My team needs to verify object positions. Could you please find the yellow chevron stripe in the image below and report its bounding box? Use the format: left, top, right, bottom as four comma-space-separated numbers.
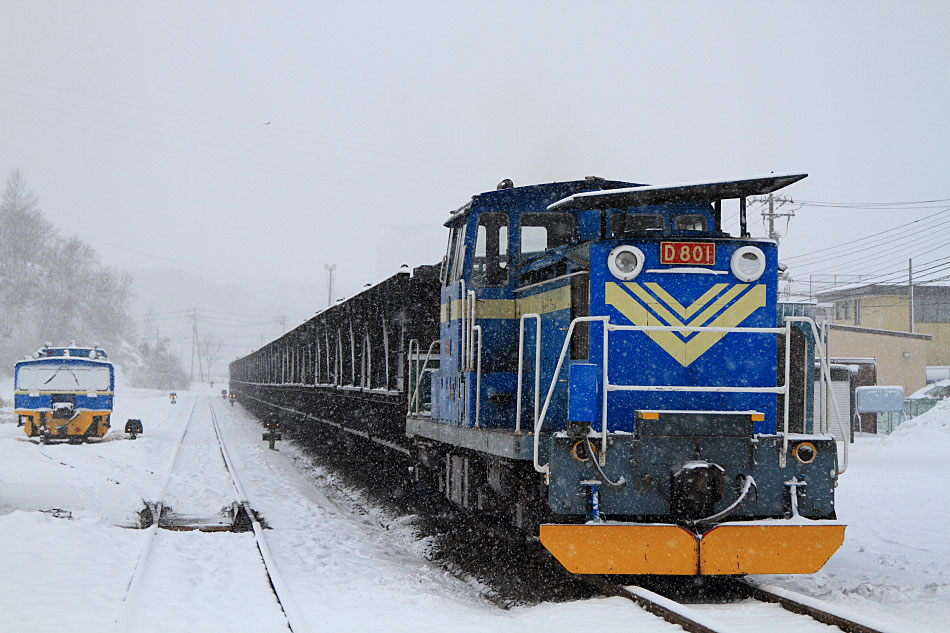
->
605, 282, 767, 367
645, 282, 728, 320
625, 282, 686, 328
606, 283, 688, 365
681, 284, 767, 365
687, 283, 749, 329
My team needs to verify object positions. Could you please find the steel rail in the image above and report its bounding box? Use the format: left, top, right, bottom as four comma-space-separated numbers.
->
114, 401, 198, 633
588, 575, 899, 633
209, 400, 308, 633
736, 580, 902, 633
584, 578, 724, 633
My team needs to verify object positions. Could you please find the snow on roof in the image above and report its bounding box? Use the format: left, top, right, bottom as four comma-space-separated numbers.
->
548, 172, 806, 211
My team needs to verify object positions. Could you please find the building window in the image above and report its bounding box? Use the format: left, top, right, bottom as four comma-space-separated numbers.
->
914, 295, 948, 323
836, 300, 852, 321
853, 299, 861, 325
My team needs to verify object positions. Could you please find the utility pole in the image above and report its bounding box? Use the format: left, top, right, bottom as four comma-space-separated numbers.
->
190, 307, 204, 383
909, 259, 915, 333
324, 263, 337, 307
758, 194, 797, 244
190, 308, 196, 383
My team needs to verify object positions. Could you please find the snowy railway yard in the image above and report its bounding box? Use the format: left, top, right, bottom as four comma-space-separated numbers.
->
1, 383, 948, 633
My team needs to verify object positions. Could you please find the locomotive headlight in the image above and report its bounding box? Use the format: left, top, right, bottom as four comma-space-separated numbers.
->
793, 442, 817, 465
730, 246, 766, 282
607, 245, 645, 281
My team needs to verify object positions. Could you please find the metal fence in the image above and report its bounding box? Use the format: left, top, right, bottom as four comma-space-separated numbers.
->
878, 396, 945, 433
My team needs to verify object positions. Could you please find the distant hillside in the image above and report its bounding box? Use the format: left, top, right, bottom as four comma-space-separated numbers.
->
0, 169, 188, 389
0, 170, 135, 367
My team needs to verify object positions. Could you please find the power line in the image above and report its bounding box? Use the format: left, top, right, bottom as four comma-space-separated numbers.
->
795, 197, 950, 207
792, 258, 950, 297
783, 207, 950, 262
788, 223, 950, 274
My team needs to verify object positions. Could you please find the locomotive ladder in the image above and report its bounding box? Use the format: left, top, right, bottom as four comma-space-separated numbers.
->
523, 315, 848, 476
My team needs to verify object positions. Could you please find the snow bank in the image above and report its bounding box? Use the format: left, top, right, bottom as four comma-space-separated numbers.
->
880, 396, 950, 456
761, 398, 950, 631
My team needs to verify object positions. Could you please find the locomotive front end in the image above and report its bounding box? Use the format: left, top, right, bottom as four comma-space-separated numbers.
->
537, 176, 846, 575
15, 345, 114, 443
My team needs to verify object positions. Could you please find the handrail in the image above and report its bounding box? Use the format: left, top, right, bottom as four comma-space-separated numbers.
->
515, 313, 542, 435
534, 316, 607, 475
407, 339, 440, 415
473, 325, 482, 428
608, 324, 785, 333
534, 317, 803, 476
782, 316, 792, 468
459, 280, 466, 370
468, 289, 476, 370
406, 339, 417, 414
785, 316, 848, 474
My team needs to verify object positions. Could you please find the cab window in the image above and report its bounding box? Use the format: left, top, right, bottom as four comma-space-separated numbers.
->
520, 212, 575, 259
471, 212, 509, 286
443, 224, 467, 285
610, 212, 664, 236
674, 214, 707, 231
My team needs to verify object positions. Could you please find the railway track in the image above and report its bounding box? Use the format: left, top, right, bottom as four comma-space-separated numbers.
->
587, 576, 905, 633
263, 404, 898, 631
157, 398, 906, 633
113, 398, 307, 633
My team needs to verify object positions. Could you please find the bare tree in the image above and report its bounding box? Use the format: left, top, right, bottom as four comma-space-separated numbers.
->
0, 170, 53, 340
0, 169, 137, 366
201, 333, 223, 383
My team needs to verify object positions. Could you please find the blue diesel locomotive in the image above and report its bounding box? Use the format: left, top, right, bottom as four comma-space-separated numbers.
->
16, 343, 115, 443
230, 174, 846, 576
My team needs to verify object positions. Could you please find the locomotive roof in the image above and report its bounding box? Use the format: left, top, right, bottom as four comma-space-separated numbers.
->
17, 345, 110, 364
16, 355, 112, 368
445, 178, 641, 226
548, 173, 807, 211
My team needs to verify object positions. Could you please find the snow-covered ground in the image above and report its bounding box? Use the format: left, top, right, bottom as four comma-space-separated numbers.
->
1, 377, 947, 632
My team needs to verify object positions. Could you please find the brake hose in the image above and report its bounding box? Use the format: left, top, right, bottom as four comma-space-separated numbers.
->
583, 434, 626, 489
687, 474, 757, 526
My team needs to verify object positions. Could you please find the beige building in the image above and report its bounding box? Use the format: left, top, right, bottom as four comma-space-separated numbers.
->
825, 324, 931, 395
816, 284, 950, 366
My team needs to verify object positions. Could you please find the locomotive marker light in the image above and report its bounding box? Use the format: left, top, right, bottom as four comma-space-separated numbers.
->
125, 418, 144, 440
792, 441, 817, 465
607, 245, 645, 280
262, 413, 282, 450
730, 245, 766, 282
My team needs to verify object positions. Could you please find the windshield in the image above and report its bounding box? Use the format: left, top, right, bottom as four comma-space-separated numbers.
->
16, 364, 112, 391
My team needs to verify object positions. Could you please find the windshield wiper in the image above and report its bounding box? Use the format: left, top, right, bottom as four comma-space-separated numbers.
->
43, 363, 81, 388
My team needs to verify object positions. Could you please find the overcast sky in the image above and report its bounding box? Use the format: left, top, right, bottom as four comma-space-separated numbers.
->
2, 2, 949, 336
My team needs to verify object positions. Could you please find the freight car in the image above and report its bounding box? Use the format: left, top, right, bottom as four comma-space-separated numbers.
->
230, 174, 847, 576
